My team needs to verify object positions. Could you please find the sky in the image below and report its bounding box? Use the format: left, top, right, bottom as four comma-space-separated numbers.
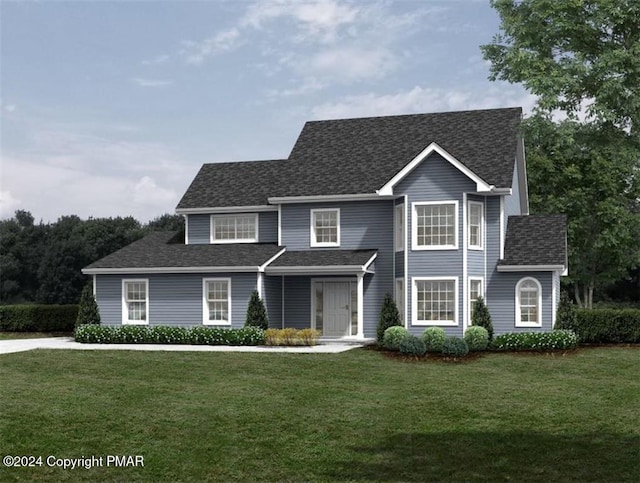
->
0, 0, 536, 223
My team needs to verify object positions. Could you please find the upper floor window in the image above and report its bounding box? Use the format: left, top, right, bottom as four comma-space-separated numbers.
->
123, 279, 148, 325
468, 201, 484, 250
515, 277, 542, 327
412, 201, 458, 250
211, 214, 258, 243
395, 204, 404, 252
311, 209, 340, 247
412, 277, 457, 326
203, 278, 231, 325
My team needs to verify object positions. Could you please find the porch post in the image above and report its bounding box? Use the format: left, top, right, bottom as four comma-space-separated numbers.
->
357, 272, 364, 339
257, 272, 263, 299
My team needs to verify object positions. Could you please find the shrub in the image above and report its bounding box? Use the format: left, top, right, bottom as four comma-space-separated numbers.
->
245, 290, 269, 330
148, 326, 190, 344
492, 330, 578, 351
376, 293, 402, 344
555, 291, 577, 329
558, 308, 640, 344
421, 327, 446, 353
471, 296, 494, 341
399, 335, 427, 357
264, 328, 320, 346
382, 326, 410, 351
0, 304, 78, 332
297, 328, 321, 346
76, 284, 100, 327
442, 336, 469, 357
464, 326, 489, 351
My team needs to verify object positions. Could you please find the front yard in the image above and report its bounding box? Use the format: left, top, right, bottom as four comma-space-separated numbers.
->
0, 347, 638, 482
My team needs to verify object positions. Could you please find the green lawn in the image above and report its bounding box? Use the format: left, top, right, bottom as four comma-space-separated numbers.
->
0, 347, 638, 482
0, 332, 72, 340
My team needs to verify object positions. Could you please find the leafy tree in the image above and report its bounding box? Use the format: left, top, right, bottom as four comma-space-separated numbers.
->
482, 0, 640, 133
555, 291, 577, 329
245, 290, 269, 330
471, 296, 494, 341
376, 293, 402, 344
76, 283, 101, 326
147, 213, 185, 232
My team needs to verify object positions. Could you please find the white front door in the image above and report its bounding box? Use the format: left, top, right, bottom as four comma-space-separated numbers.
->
323, 282, 351, 337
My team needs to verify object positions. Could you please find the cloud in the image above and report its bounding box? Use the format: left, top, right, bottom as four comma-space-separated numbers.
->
182, 28, 241, 65
130, 77, 174, 88
141, 54, 170, 66
133, 176, 178, 205
0, 190, 21, 219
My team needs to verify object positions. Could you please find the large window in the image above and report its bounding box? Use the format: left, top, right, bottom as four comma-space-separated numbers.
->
395, 204, 405, 252
468, 201, 484, 250
123, 279, 148, 325
311, 209, 340, 247
412, 277, 457, 326
203, 278, 231, 325
469, 277, 483, 322
516, 277, 541, 327
211, 214, 258, 243
412, 201, 458, 250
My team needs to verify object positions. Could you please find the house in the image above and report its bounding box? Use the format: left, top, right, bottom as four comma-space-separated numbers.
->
82, 107, 567, 340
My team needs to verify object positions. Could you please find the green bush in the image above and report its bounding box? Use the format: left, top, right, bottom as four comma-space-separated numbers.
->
555, 292, 577, 329
556, 308, 640, 343
245, 290, 269, 330
464, 326, 489, 351
442, 336, 469, 357
377, 293, 402, 344
399, 335, 427, 357
471, 296, 494, 341
0, 304, 78, 332
76, 284, 100, 327
421, 327, 446, 353
383, 326, 410, 351
74, 325, 265, 346
492, 330, 578, 351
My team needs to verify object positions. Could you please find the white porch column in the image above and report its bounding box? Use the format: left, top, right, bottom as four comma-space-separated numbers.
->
257, 272, 263, 299
357, 272, 364, 339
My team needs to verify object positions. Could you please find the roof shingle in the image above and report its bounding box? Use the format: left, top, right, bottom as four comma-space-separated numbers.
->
499, 215, 567, 267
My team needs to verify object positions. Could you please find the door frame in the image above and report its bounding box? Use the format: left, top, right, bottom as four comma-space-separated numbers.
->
310, 278, 357, 337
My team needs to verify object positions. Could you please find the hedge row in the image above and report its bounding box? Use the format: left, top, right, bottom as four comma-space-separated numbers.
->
492, 330, 578, 351
0, 305, 78, 332
74, 325, 265, 345
556, 308, 640, 343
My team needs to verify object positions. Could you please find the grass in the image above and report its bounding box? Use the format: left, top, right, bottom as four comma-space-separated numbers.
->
0, 347, 638, 482
0, 331, 72, 340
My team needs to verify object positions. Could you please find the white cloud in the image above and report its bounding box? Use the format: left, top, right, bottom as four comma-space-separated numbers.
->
4, 104, 16, 113
0, 190, 21, 219
182, 28, 241, 65
130, 77, 174, 87
141, 54, 170, 66
301, 46, 397, 83
133, 176, 178, 205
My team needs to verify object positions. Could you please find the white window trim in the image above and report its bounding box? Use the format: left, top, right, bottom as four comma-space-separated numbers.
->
411, 200, 459, 251
210, 214, 259, 244
202, 278, 232, 326
515, 277, 542, 328
468, 200, 484, 250
468, 277, 484, 324
310, 208, 340, 248
395, 204, 405, 252
412, 276, 459, 327
122, 279, 149, 325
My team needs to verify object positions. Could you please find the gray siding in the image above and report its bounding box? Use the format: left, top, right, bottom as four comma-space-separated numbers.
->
263, 275, 282, 328
503, 160, 521, 217
394, 251, 404, 277
283, 276, 311, 329
95, 272, 257, 329
186, 212, 278, 244
485, 196, 501, 308
259, 211, 278, 243
187, 214, 210, 244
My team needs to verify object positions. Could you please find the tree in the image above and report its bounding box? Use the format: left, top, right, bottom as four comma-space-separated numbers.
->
376, 293, 402, 344
245, 290, 269, 329
481, 0, 640, 133
471, 296, 494, 341
555, 291, 577, 330
76, 283, 101, 326
147, 214, 185, 232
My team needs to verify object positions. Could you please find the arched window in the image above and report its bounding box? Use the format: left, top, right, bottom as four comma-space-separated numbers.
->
515, 277, 542, 327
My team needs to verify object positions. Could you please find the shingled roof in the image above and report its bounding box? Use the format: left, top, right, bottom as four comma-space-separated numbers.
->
82, 231, 283, 273
177, 107, 522, 209
499, 215, 567, 268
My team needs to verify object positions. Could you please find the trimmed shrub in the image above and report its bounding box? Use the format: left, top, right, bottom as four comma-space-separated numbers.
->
471, 296, 494, 341
492, 330, 578, 351
442, 336, 469, 357
421, 327, 446, 353
148, 326, 190, 344
555, 291, 577, 329
383, 326, 410, 351
557, 308, 640, 344
464, 326, 489, 351
376, 293, 402, 344
245, 290, 269, 330
399, 335, 427, 357
76, 284, 100, 327
0, 304, 78, 332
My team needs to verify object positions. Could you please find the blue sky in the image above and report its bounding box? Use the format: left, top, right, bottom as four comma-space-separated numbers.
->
0, 0, 535, 223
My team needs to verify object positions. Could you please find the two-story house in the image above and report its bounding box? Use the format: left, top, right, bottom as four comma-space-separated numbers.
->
82, 107, 567, 340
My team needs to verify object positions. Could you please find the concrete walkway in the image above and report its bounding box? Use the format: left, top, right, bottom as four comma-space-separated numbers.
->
0, 337, 364, 355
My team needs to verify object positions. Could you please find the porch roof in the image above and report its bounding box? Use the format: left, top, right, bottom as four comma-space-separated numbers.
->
265, 249, 377, 275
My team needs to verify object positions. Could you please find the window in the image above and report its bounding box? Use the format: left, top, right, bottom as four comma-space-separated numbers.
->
412, 201, 458, 250
469, 278, 483, 322
123, 280, 148, 325
516, 277, 541, 327
468, 201, 484, 249
211, 214, 258, 243
311, 209, 340, 247
395, 204, 404, 252
412, 277, 457, 326
203, 278, 231, 325
395, 278, 405, 324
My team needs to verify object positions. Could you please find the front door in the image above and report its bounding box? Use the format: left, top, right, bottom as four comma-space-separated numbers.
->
323, 282, 351, 337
